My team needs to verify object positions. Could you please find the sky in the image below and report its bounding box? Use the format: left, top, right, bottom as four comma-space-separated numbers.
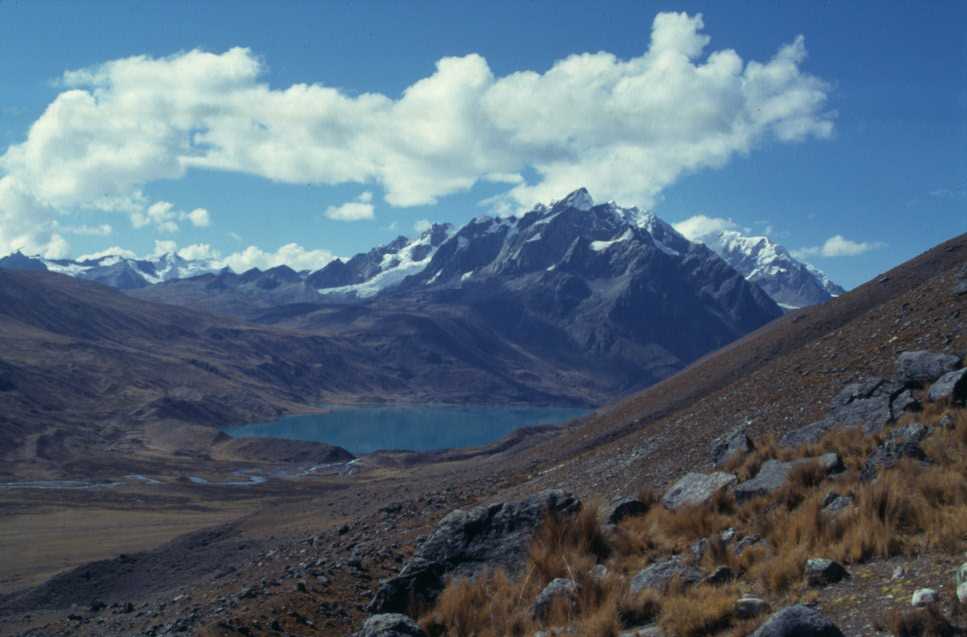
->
0, 1, 964, 288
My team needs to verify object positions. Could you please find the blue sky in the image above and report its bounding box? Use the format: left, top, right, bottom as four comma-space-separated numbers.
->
0, 1, 964, 287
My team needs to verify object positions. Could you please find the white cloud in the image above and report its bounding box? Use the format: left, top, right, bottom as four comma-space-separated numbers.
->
218, 243, 337, 272
60, 223, 113, 236
77, 245, 136, 261
187, 208, 210, 227
151, 239, 178, 256
177, 243, 219, 261
414, 219, 432, 233
673, 214, 739, 241
793, 234, 884, 258
131, 201, 210, 232
324, 192, 375, 222
0, 12, 833, 256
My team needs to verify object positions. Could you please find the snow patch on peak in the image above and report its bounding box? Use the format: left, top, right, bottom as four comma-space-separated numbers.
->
556, 188, 594, 211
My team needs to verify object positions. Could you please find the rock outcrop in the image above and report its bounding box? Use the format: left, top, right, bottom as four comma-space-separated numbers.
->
928, 369, 967, 404
710, 427, 754, 467
629, 556, 703, 594
751, 605, 844, 637
661, 472, 736, 510
355, 614, 427, 637
367, 490, 580, 614
601, 496, 649, 526
896, 351, 962, 386
734, 454, 843, 503
860, 423, 929, 481
532, 578, 578, 620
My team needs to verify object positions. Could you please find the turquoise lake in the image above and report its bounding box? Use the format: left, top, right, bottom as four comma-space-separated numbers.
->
225, 404, 591, 455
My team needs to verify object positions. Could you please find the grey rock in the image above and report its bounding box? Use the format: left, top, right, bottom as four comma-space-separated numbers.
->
689, 538, 709, 561
827, 377, 919, 434
958, 582, 967, 604
720, 527, 737, 543
820, 491, 854, 514
957, 562, 967, 586
602, 496, 648, 525
783, 377, 921, 448
896, 351, 962, 386
590, 564, 609, 580
734, 534, 765, 556
860, 426, 928, 481
629, 556, 703, 594
368, 490, 580, 613
735, 597, 770, 619
804, 558, 848, 586
911, 588, 938, 607
939, 413, 955, 429
619, 628, 664, 637
532, 578, 578, 620
710, 427, 754, 467
705, 566, 734, 585
928, 369, 967, 404
356, 613, 426, 637
734, 454, 842, 503
661, 472, 736, 510
751, 605, 844, 637
954, 264, 967, 296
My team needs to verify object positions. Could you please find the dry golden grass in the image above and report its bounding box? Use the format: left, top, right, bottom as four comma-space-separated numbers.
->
657, 585, 738, 637
423, 407, 967, 636
884, 606, 958, 637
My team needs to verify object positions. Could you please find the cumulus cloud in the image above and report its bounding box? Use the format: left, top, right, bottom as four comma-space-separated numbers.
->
793, 234, 884, 258
131, 201, 211, 232
673, 214, 739, 241
77, 245, 136, 261
60, 223, 113, 236
218, 243, 337, 272
324, 192, 375, 221
0, 12, 833, 256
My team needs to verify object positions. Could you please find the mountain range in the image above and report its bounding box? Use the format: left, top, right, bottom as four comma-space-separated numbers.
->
0, 189, 842, 313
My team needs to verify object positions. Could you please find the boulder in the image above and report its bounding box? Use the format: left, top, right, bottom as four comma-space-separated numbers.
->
735, 597, 770, 619
896, 351, 962, 386
602, 496, 648, 526
958, 582, 967, 604
356, 614, 427, 637
954, 264, 967, 296
804, 558, 848, 586
750, 605, 845, 637
704, 566, 734, 585
779, 419, 835, 448
860, 425, 929, 481
820, 491, 854, 514
661, 472, 736, 510
734, 454, 843, 503
367, 490, 580, 614
710, 427, 754, 467
928, 369, 967, 405
532, 578, 578, 620
826, 377, 918, 434
911, 588, 939, 607
629, 556, 703, 594
957, 561, 967, 586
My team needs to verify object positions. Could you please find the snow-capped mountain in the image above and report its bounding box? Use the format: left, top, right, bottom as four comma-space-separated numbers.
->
124, 223, 454, 317
681, 229, 846, 309
0, 251, 225, 290
362, 187, 784, 389
308, 223, 452, 298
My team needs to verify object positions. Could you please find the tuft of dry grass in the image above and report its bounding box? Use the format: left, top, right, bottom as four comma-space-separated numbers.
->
658, 584, 739, 637
529, 504, 609, 584
422, 406, 967, 635
885, 606, 958, 637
